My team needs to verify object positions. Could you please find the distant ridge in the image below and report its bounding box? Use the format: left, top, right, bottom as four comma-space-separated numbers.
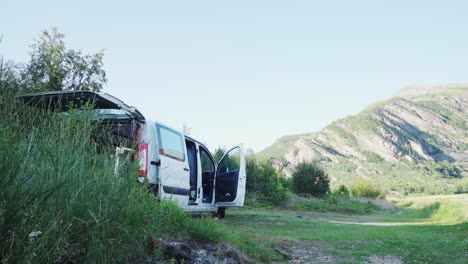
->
257, 84, 468, 195
394, 83, 468, 98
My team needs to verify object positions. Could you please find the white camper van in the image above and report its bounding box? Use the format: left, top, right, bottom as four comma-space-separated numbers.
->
20, 91, 246, 218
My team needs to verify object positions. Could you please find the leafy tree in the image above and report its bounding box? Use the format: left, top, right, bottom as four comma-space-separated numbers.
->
217, 148, 241, 173
21, 28, 106, 92
0, 36, 21, 100
0, 58, 21, 101
213, 147, 289, 205
291, 162, 330, 197
213, 147, 225, 163
245, 156, 262, 192
246, 156, 288, 205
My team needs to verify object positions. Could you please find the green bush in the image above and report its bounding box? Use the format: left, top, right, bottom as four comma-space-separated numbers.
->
349, 178, 382, 199
291, 162, 330, 197
245, 157, 289, 206
454, 183, 468, 194
334, 184, 350, 197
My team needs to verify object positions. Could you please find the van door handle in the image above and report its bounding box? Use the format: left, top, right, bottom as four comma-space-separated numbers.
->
150, 160, 161, 167
183, 168, 189, 171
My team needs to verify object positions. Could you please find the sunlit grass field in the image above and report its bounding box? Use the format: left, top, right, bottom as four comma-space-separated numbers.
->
223, 194, 468, 263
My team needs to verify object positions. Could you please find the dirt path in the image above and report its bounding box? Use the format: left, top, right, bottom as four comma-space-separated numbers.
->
272, 240, 344, 263
272, 240, 403, 264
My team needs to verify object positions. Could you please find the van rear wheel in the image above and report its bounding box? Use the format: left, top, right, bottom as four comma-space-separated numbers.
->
216, 207, 226, 219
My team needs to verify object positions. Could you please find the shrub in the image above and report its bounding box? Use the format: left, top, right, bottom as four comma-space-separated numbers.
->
291, 162, 330, 197
334, 184, 350, 197
454, 183, 468, 194
245, 157, 288, 206
349, 178, 381, 198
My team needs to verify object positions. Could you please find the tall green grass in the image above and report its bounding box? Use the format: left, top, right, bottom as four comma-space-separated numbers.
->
0, 100, 222, 262
399, 195, 468, 224
287, 193, 379, 214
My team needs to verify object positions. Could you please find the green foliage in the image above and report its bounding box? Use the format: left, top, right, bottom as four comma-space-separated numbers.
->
362, 150, 385, 163
436, 160, 461, 178
212, 147, 225, 163
396, 195, 468, 224
329, 124, 358, 146
288, 193, 378, 214
422, 202, 441, 218
334, 184, 350, 197
18, 28, 107, 92
291, 162, 330, 197
245, 156, 288, 206
460, 143, 468, 152
428, 200, 468, 223
218, 148, 241, 172
330, 159, 357, 174
454, 181, 468, 194
417, 100, 466, 129
349, 178, 382, 199
0, 58, 21, 99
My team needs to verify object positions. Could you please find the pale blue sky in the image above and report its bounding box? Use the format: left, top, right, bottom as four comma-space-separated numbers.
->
2, 1, 467, 151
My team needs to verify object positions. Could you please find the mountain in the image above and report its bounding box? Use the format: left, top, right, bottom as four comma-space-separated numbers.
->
257, 84, 468, 195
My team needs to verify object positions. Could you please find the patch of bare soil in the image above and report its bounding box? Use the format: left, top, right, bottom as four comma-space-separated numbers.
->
272, 240, 345, 264
156, 239, 249, 264
272, 241, 404, 264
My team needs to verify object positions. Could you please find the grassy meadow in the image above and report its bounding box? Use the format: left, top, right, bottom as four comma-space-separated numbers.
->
223, 194, 468, 263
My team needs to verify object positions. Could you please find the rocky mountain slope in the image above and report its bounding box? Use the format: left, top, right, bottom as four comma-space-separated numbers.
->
257, 85, 468, 194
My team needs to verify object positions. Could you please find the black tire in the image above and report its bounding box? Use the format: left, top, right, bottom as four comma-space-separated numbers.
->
216, 207, 226, 219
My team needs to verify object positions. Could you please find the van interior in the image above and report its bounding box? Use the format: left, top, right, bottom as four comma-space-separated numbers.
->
185, 138, 216, 204
19, 92, 143, 153
91, 110, 142, 152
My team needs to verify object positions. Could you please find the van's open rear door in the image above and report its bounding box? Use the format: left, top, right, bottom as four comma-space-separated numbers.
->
214, 145, 246, 207
18, 91, 145, 121
19, 91, 146, 180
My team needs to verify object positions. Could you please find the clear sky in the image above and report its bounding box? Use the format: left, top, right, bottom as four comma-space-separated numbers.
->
1, 1, 467, 151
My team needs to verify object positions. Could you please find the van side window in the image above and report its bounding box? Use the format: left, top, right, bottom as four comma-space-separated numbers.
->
200, 148, 214, 173
156, 124, 185, 161
217, 147, 240, 174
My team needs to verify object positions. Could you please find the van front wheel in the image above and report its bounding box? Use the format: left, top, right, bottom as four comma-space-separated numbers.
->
216, 207, 226, 219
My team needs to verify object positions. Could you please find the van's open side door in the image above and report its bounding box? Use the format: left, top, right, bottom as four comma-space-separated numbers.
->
214, 145, 246, 207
